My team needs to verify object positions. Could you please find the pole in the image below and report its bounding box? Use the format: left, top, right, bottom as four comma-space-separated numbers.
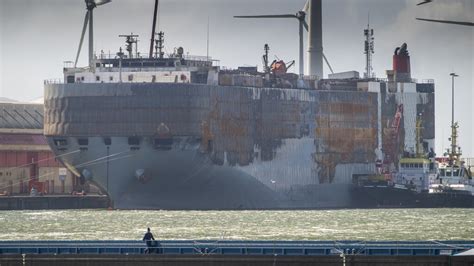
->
450, 73, 457, 129
449, 72, 458, 166
206, 16, 210, 60
149, 0, 159, 58
89, 8, 94, 68
299, 20, 304, 76
106, 146, 109, 192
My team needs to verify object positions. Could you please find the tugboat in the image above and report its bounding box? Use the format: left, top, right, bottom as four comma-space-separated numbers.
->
427, 121, 473, 207
426, 73, 473, 207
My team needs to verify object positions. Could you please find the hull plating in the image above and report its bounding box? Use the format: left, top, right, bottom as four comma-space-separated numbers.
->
43, 82, 435, 209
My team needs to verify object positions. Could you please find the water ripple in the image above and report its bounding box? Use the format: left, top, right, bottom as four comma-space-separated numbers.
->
0, 209, 472, 241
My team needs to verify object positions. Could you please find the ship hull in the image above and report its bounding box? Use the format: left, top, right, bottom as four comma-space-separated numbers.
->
351, 186, 474, 208
43, 82, 435, 209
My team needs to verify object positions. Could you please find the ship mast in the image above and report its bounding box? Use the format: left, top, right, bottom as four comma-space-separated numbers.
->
415, 114, 423, 158
149, 0, 159, 58
364, 13, 375, 79
448, 73, 461, 166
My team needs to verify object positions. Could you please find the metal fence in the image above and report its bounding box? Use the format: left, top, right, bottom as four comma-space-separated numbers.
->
0, 240, 472, 256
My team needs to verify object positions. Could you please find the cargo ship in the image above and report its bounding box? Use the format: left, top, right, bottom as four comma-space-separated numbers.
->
43, 0, 436, 209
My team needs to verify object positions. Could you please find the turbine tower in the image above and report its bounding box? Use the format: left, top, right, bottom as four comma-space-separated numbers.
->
74, 0, 112, 68
306, 0, 323, 78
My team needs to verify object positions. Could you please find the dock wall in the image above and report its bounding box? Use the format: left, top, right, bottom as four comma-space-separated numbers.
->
0, 195, 109, 210
0, 254, 472, 266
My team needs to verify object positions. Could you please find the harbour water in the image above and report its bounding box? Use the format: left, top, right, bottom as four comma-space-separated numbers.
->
0, 209, 472, 241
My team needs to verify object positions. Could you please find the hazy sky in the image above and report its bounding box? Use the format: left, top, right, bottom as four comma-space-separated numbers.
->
0, 0, 473, 156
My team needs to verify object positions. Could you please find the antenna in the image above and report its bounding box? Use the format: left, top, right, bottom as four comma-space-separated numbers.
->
149, 0, 159, 58
206, 16, 210, 60
364, 12, 375, 78
448, 73, 461, 165
119, 33, 139, 59
262, 44, 270, 73
154, 31, 164, 59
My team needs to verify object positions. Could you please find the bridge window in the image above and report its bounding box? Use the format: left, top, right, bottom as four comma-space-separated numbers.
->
96, 76, 100, 82
53, 139, 68, 147
77, 138, 89, 146
128, 74, 134, 81
128, 137, 140, 146
103, 137, 111, 146
154, 138, 173, 150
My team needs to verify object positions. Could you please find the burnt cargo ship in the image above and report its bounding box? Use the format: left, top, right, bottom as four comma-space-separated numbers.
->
43, 1, 435, 209
43, 47, 435, 209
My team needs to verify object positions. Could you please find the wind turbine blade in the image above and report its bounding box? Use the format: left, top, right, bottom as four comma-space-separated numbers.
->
303, 20, 309, 31
74, 11, 90, 68
94, 0, 111, 6
322, 53, 334, 74
234, 14, 296, 19
416, 0, 432, 6
303, 0, 309, 12
416, 18, 474, 26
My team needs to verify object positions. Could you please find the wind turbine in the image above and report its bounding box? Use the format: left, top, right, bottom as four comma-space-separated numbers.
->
234, 0, 332, 78
74, 0, 112, 68
416, 1, 474, 26
416, 0, 432, 6
416, 18, 474, 27
235, 11, 307, 76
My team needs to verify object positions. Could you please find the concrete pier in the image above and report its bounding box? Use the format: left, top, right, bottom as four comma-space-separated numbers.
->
0, 195, 109, 210
0, 254, 473, 266
0, 240, 472, 265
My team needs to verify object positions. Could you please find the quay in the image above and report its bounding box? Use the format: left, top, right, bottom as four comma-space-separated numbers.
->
0, 240, 472, 265
0, 195, 109, 210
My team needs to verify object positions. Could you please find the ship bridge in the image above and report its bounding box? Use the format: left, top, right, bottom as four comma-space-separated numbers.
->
64, 51, 218, 85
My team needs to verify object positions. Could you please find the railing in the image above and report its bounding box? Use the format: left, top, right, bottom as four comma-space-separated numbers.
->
94, 52, 216, 63
44, 79, 63, 85
464, 158, 474, 167
420, 79, 435, 84
0, 240, 472, 256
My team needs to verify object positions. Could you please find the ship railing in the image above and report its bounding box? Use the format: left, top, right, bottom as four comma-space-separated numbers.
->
420, 79, 435, 84
44, 79, 64, 85
94, 52, 216, 63
464, 158, 474, 167
183, 54, 215, 63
